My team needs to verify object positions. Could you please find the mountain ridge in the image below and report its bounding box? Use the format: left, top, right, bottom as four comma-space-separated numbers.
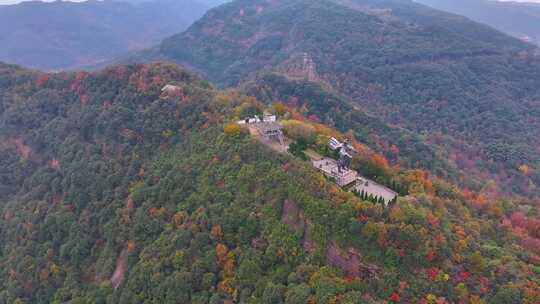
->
159, 0, 530, 86
1, 61, 539, 303
0, 0, 229, 70
0, 0, 540, 303
146, 0, 540, 196
416, 0, 540, 46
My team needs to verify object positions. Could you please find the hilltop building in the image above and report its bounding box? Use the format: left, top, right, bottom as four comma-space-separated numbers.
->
238, 113, 284, 145
237, 113, 277, 125
329, 137, 356, 157
161, 84, 181, 97
329, 137, 356, 169
263, 113, 277, 122
255, 121, 285, 145
313, 158, 358, 187
238, 115, 261, 125
310, 137, 398, 205
329, 137, 343, 151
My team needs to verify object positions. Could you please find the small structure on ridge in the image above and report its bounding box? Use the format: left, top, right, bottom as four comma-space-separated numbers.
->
313, 158, 358, 187
238, 113, 284, 145
255, 121, 285, 145
161, 84, 181, 97
329, 137, 356, 170
311, 137, 398, 205
238, 113, 277, 125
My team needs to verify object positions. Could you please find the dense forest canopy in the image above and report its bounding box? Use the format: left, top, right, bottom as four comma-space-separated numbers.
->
149, 0, 540, 196
0, 62, 539, 303
1, 0, 540, 303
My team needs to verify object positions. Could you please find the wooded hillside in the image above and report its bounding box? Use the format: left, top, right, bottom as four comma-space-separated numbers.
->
154, 0, 540, 196
0, 62, 539, 303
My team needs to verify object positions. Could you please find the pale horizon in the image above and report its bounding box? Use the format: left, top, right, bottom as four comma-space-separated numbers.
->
0, 0, 87, 4
1, 0, 540, 4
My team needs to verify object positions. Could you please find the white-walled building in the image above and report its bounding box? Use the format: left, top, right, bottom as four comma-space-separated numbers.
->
329, 137, 343, 151
237, 115, 262, 125
255, 121, 285, 145
313, 158, 358, 187
263, 113, 277, 122
237, 114, 284, 145
161, 84, 181, 95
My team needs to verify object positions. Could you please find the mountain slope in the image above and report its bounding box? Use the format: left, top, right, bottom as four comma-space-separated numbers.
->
154, 0, 540, 195
416, 0, 540, 46
1, 62, 540, 303
241, 74, 462, 181
160, 0, 528, 85
0, 0, 227, 70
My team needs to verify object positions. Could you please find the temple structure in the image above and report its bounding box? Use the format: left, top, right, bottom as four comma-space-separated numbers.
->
312, 137, 398, 205
255, 121, 285, 145
161, 84, 181, 97
313, 158, 358, 187
237, 113, 277, 125
238, 113, 283, 145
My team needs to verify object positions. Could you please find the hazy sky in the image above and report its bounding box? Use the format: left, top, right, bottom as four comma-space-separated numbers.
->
1, 0, 540, 3
0, 0, 86, 4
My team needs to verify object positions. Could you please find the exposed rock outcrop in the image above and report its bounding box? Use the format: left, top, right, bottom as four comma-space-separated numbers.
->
326, 242, 380, 279
110, 248, 129, 289
281, 200, 380, 278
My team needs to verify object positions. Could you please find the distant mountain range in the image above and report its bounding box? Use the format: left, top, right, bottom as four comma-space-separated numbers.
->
0, 0, 229, 70
416, 0, 540, 46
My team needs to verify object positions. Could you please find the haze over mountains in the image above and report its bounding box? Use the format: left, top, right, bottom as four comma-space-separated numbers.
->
1, 0, 540, 303
416, 0, 540, 46
0, 0, 228, 70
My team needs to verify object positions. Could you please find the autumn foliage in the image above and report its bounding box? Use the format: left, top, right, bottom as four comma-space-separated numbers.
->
224, 122, 241, 137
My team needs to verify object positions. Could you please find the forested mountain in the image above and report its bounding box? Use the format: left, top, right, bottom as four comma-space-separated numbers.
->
1, 61, 540, 303
241, 74, 460, 182
0, 0, 227, 70
416, 0, 540, 46
1, 0, 540, 303
150, 0, 540, 196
